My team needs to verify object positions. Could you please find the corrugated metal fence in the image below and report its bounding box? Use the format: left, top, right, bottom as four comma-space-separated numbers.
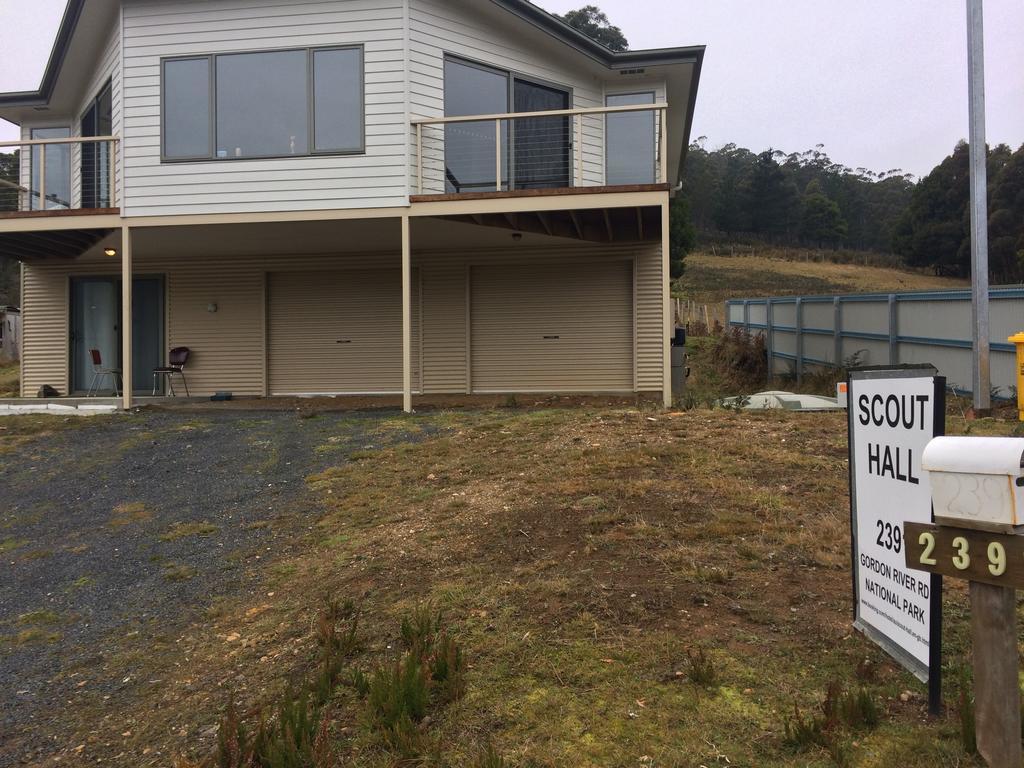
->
725, 287, 1024, 396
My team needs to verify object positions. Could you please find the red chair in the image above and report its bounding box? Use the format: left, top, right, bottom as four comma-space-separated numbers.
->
153, 347, 190, 396
87, 349, 121, 397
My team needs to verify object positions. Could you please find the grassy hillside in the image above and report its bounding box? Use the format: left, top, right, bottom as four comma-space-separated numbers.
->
676, 248, 969, 313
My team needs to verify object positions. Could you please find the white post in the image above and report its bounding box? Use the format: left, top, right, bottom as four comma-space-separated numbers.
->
575, 115, 583, 187
401, 215, 412, 414
38, 144, 46, 211
495, 119, 502, 192
661, 200, 671, 407
658, 108, 668, 184
121, 225, 133, 409
416, 124, 423, 196
967, 0, 991, 413
109, 139, 117, 208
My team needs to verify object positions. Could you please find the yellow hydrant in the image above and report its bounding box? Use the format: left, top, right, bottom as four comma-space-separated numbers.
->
1010, 331, 1024, 421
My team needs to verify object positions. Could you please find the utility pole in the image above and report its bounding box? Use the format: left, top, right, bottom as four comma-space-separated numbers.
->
966, 0, 991, 415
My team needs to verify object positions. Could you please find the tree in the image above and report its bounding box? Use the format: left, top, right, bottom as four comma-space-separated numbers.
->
800, 180, 848, 247
0, 150, 20, 305
556, 5, 628, 51
669, 192, 696, 279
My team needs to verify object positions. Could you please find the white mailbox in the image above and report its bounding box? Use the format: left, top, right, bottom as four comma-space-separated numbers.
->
921, 436, 1024, 533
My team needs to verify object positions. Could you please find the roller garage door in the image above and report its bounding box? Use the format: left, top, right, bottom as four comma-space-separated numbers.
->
470, 261, 634, 392
268, 269, 418, 395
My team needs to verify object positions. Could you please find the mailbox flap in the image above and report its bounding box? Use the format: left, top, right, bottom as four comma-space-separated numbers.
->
921, 436, 1024, 477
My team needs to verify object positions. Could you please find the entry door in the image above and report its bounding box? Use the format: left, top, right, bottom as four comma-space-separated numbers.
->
70, 277, 164, 394
512, 79, 570, 190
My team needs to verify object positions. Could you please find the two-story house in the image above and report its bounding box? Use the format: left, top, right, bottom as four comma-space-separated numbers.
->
0, 0, 704, 411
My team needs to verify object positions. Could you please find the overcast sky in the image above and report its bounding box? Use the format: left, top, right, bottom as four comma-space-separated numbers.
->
1, 1, 1022, 178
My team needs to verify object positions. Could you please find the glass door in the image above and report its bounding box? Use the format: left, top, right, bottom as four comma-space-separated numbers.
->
71, 278, 119, 393
606, 92, 656, 185
443, 58, 509, 193
70, 277, 164, 394
512, 79, 570, 190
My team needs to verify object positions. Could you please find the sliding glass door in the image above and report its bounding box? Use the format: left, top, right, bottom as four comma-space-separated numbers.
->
512, 79, 570, 190
30, 127, 72, 210
70, 277, 164, 394
443, 57, 571, 193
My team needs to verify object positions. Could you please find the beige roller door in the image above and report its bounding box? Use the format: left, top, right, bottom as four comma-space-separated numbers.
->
268, 269, 417, 395
470, 261, 634, 392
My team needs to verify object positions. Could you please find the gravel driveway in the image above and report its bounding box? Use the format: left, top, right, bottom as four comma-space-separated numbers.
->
0, 409, 432, 765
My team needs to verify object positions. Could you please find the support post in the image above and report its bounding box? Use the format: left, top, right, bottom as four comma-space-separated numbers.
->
109, 139, 117, 207
575, 115, 583, 187
121, 225, 133, 409
658, 108, 668, 184
661, 200, 671, 407
416, 124, 423, 196
765, 299, 774, 384
401, 215, 412, 414
38, 144, 46, 211
495, 119, 502, 192
970, 581, 1021, 768
967, 0, 991, 413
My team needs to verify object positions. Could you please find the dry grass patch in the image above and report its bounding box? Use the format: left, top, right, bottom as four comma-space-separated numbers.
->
0, 362, 18, 397
109, 502, 154, 528
159, 521, 220, 542
32, 407, 1021, 767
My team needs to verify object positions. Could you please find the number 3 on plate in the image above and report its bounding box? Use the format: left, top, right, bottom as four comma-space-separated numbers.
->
952, 537, 970, 570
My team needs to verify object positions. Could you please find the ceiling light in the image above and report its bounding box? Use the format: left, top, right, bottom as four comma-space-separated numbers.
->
104, 248, 117, 257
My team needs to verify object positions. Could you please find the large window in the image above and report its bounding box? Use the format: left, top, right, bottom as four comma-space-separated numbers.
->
605, 92, 656, 185
162, 46, 363, 161
443, 57, 570, 193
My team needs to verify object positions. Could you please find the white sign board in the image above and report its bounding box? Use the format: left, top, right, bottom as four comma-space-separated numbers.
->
848, 368, 943, 696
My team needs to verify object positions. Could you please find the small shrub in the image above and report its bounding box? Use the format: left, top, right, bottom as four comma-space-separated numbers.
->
400, 603, 442, 657
350, 668, 370, 698
366, 654, 430, 752
430, 632, 467, 704
316, 598, 361, 660
782, 704, 828, 752
686, 647, 718, 688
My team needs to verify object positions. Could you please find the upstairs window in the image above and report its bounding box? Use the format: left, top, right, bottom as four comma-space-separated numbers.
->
162, 46, 364, 161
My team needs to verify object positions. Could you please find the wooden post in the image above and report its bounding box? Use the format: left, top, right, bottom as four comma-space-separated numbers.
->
661, 200, 671, 407
416, 123, 423, 196
575, 115, 583, 187
970, 581, 1022, 768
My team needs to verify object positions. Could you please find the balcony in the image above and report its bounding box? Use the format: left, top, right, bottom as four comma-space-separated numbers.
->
0, 135, 120, 218
411, 103, 670, 200
0, 135, 121, 260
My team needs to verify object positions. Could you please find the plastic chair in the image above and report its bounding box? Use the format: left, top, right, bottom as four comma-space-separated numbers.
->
87, 348, 121, 397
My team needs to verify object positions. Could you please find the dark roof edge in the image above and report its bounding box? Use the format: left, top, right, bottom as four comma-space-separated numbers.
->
676, 50, 705, 183
488, 0, 705, 68
0, 0, 86, 108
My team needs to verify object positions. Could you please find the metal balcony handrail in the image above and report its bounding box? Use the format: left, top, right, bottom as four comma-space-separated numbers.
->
0, 135, 120, 148
410, 102, 667, 126
412, 103, 669, 195
0, 135, 120, 212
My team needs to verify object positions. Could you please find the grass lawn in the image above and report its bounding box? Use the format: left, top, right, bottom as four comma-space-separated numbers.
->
6, 400, 1014, 767
676, 249, 968, 324
0, 361, 18, 397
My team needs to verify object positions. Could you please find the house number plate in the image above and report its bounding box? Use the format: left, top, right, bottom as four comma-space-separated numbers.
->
904, 523, 1024, 589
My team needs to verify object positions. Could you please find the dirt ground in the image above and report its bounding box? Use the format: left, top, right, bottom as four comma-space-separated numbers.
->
1, 403, 1020, 767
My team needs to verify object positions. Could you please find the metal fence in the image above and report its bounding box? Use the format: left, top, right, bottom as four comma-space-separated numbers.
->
725, 287, 1024, 397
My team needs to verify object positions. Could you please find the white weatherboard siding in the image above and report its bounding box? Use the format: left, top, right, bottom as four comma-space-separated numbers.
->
121, 0, 409, 216
409, 0, 606, 192
19, 15, 123, 208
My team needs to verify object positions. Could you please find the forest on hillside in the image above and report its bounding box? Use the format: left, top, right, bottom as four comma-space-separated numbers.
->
679, 139, 1024, 284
